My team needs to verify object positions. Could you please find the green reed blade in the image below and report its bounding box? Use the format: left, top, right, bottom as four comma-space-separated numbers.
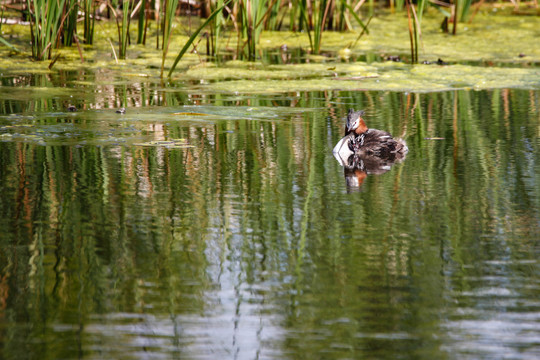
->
84, 0, 96, 44
26, 0, 67, 60
161, 0, 180, 77
0, 5, 3, 33
62, 0, 78, 46
137, 0, 146, 44
297, 0, 314, 52
208, 0, 226, 57
167, 1, 229, 78
0, 35, 19, 52
118, 0, 133, 59
243, 0, 270, 59
342, 0, 369, 34
350, 15, 372, 49
460, 0, 472, 22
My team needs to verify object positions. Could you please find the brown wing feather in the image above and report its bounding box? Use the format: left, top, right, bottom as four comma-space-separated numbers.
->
351, 129, 408, 160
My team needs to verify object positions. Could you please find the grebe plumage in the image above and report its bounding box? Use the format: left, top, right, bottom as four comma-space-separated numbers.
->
333, 109, 408, 163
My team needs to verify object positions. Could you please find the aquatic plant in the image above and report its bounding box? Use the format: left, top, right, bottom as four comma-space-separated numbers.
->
62, 0, 78, 46
136, 0, 149, 44
0, 34, 17, 51
237, 0, 269, 60
26, 0, 67, 60
5, 0, 536, 64
109, 0, 134, 59
161, 0, 180, 77
295, 0, 370, 55
209, 0, 227, 57
390, 0, 405, 12
297, 0, 331, 54
406, 0, 426, 63
460, 0, 474, 21
83, 0, 96, 44
343, 2, 371, 48
0, 6, 19, 52
168, 2, 229, 78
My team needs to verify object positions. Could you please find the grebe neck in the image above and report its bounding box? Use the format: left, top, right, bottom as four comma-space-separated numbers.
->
355, 118, 368, 135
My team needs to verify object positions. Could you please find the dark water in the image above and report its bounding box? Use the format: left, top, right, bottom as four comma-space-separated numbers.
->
0, 72, 539, 359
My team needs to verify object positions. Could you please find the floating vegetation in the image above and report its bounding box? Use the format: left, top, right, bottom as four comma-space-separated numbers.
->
173, 112, 212, 116
0, 118, 143, 146
133, 139, 194, 149
0, 105, 312, 147
189, 61, 540, 93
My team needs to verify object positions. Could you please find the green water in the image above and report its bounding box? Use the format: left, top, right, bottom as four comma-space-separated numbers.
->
0, 68, 538, 359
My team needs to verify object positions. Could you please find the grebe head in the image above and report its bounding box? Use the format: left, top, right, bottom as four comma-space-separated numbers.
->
346, 109, 367, 134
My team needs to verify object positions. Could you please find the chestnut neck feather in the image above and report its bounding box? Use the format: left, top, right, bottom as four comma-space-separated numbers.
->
354, 118, 368, 135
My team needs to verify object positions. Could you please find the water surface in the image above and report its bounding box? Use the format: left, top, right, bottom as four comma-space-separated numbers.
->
0, 72, 539, 359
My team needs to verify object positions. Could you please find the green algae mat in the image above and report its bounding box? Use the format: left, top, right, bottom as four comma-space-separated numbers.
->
0, 9, 538, 93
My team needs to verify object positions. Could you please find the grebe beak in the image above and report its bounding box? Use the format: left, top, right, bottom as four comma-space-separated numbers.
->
347, 116, 360, 132
346, 119, 355, 132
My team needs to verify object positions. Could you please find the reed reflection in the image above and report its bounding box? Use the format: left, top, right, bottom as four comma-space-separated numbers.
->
0, 87, 539, 360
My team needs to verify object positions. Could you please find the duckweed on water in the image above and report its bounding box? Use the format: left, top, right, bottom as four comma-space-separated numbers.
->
133, 139, 194, 148
0, 9, 539, 94
0, 106, 309, 145
187, 61, 539, 93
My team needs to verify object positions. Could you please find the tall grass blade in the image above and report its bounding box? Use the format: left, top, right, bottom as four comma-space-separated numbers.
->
26, 0, 67, 60
297, 0, 314, 52
107, 1, 131, 59
395, 0, 405, 12
167, 2, 229, 78
406, 0, 416, 63
405, 0, 425, 63
296, 0, 335, 54
252, 0, 269, 58
316, 0, 332, 53
460, 0, 472, 21
108, 38, 119, 63
120, 0, 133, 59
261, 0, 280, 30
62, 0, 78, 46
161, 0, 180, 77
289, 0, 300, 32
48, 52, 61, 70
350, 15, 372, 49
83, 0, 96, 44
137, 0, 147, 44
0, 35, 19, 52
0, 7, 19, 54
342, 1, 369, 34
207, 0, 226, 57
72, 34, 84, 63
238, 0, 268, 60
162, 0, 179, 50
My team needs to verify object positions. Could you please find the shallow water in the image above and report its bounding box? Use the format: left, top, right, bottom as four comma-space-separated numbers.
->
0, 68, 539, 360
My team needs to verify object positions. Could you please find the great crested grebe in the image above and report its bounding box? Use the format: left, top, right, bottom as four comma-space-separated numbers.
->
333, 109, 408, 162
